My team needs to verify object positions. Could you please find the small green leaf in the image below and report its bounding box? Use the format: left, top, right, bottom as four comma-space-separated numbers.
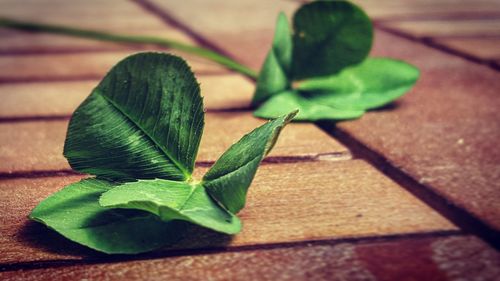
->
273, 12, 293, 75
254, 91, 364, 121
64, 52, 204, 181
203, 111, 297, 213
297, 58, 420, 110
291, 1, 373, 80
99, 179, 241, 234
29, 179, 185, 254
252, 12, 293, 105
252, 52, 289, 106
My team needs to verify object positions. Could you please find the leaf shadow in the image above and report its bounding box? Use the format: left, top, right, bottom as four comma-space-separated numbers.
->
164, 223, 234, 251
17, 220, 102, 258
17, 220, 234, 259
368, 101, 401, 112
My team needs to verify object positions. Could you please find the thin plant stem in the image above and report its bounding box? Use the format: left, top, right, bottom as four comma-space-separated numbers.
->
0, 17, 258, 80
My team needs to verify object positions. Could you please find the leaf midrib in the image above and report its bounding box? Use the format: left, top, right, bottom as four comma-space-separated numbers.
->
205, 153, 261, 184
96, 90, 190, 179
177, 183, 200, 212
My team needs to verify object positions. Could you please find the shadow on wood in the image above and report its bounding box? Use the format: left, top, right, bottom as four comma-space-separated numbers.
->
17, 220, 100, 257
16, 220, 234, 258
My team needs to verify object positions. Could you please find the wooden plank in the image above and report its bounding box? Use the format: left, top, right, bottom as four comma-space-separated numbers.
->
0, 75, 252, 118
382, 19, 500, 38
2, 235, 498, 281
0, 113, 348, 174
0, 81, 96, 118
0, 121, 68, 173
0, 236, 500, 281
0, 160, 456, 264
433, 37, 500, 61
0, 50, 227, 82
329, 30, 500, 233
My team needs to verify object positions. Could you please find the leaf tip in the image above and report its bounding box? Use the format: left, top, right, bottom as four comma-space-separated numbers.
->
279, 109, 299, 124
288, 108, 299, 119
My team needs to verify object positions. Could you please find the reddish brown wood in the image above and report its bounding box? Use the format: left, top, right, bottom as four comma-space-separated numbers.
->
1, 236, 498, 281
1, 1, 499, 279
0, 161, 455, 264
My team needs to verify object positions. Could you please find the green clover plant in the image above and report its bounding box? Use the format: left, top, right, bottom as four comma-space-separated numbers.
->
252, 1, 420, 121
30, 53, 296, 254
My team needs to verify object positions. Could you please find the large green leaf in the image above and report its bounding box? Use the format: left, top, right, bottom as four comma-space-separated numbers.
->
291, 1, 373, 80
29, 179, 185, 254
64, 53, 204, 181
254, 90, 364, 121
203, 111, 297, 213
252, 12, 293, 105
297, 58, 420, 110
99, 179, 241, 234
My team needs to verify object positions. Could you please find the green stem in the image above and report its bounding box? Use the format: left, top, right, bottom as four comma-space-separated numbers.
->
0, 17, 258, 80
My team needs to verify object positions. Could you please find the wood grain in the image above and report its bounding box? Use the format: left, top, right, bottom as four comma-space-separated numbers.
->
0, 112, 348, 174
0, 160, 456, 264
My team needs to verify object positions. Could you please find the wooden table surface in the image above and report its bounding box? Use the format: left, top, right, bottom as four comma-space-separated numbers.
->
1, 0, 499, 280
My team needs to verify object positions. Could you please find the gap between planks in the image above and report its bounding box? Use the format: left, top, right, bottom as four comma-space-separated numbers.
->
0, 229, 463, 273
0, 152, 354, 180
373, 22, 500, 72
